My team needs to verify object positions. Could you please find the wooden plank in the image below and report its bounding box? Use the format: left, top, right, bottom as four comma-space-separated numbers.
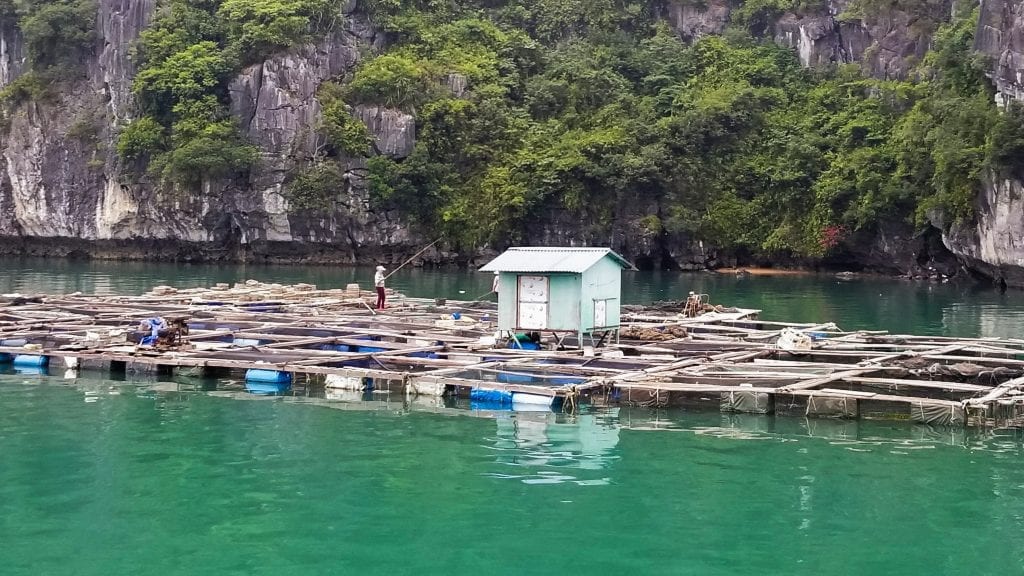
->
964, 377, 1024, 406
777, 369, 880, 392
848, 377, 991, 393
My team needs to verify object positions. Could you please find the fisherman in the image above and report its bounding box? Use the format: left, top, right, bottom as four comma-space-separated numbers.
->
374, 265, 387, 310
491, 271, 500, 297
138, 316, 168, 346
683, 291, 702, 318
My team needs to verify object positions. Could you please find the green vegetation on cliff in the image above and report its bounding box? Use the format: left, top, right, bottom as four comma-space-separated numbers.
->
0, 0, 1018, 262
356, 0, 1011, 256
118, 0, 353, 188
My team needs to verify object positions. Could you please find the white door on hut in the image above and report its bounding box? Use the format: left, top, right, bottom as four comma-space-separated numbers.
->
517, 275, 548, 330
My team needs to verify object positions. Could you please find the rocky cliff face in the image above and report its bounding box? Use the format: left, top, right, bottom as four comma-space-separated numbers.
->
939, 172, 1024, 287
668, 0, 944, 78
977, 0, 1024, 103
946, 0, 1024, 286
0, 0, 427, 265
667, 0, 1024, 285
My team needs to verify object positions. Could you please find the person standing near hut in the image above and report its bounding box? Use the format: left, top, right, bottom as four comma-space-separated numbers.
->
374, 265, 387, 310
491, 271, 500, 298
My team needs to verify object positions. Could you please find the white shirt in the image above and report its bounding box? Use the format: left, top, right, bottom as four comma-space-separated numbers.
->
492, 275, 500, 293
374, 270, 385, 288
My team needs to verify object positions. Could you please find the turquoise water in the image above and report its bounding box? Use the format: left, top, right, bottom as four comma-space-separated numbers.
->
2, 257, 1023, 337
2, 376, 1024, 575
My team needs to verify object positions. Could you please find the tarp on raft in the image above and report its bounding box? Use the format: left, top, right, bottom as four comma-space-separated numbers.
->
720, 390, 772, 414
805, 395, 858, 418
910, 402, 966, 426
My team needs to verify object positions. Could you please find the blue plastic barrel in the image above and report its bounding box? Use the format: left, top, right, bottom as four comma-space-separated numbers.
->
245, 381, 292, 395
1, 339, 27, 347
14, 365, 47, 376
233, 338, 263, 347
470, 400, 513, 411
356, 346, 387, 354
13, 355, 48, 368
244, 369, 292, 384
507, 341, 541, 351
470, 388, 513, 404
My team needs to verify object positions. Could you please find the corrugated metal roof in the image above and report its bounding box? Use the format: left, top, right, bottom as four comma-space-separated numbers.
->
479, 247, 636, 273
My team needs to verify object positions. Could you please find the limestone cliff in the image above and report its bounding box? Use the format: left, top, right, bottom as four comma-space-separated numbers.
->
666, 0, 1024, 285
0, 0, 423, 264
977, 0, 1024, 103
669, 0, 944, 79
0, 0, 1021, 285
938, 173, 1024, 287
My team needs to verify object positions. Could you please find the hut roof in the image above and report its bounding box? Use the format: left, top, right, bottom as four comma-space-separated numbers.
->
479, 247, 636, 273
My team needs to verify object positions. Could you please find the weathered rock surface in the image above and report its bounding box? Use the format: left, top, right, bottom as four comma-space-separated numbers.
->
0, 18, 24, 88
939, 173, 1024, 287
667, 0, 730, 40
355, 105, 416, 158
0, 2, 424, 263
827, 221, 961, 278
668, 0, 942, 79
977, 0, 1024, 103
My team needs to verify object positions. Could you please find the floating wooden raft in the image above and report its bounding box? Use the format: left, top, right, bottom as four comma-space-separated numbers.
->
3, 281, 1024, 427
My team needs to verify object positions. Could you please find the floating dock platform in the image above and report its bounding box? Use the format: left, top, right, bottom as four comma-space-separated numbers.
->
2, 281, 1024, 428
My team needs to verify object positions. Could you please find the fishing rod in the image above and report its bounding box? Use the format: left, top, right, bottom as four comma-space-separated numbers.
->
382, 237, 443, 281
469, 289, 495, 302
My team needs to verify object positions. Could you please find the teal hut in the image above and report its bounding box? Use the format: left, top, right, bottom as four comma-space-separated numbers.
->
479, 247, 636, 348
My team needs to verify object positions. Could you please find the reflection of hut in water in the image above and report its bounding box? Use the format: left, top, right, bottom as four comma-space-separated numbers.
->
494, 411, 621, 470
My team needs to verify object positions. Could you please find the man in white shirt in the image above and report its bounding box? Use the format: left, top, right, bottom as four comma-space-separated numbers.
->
491, 271, 500, 296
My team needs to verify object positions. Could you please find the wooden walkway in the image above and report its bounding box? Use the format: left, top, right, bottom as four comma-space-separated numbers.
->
2, 281, 1024, 428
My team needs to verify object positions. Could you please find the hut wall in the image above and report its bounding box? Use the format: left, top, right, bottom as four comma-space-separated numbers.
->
580, 257, 623, 332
